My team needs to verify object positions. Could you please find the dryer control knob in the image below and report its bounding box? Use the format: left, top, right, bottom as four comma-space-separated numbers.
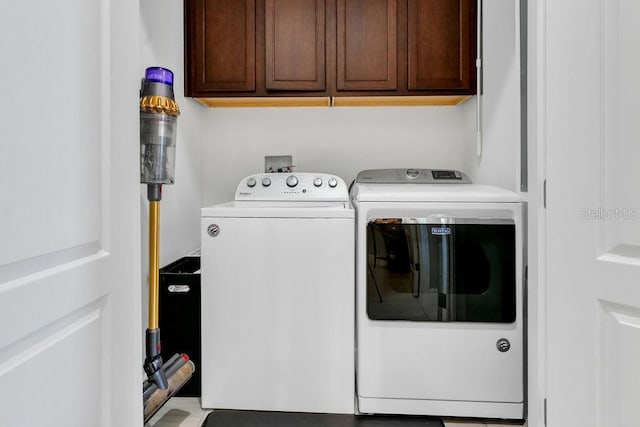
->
262, 177, 271, 187
247, 177, 256, 188
328, 178, 338, 188
313, 178, 323, 187
286, 175, 298, 188
496, 338, 511, 352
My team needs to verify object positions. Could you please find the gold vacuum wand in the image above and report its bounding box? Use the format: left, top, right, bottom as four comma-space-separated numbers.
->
148, 200, 160, 330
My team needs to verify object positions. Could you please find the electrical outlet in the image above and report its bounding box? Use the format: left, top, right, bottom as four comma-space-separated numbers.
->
265, 155, 294, 173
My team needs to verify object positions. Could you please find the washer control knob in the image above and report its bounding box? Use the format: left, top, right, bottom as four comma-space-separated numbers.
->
246, 177, 256, 188
286, 175, 298, 188
262, 177, 271, 187
313, 178, 323, 187
328, 178, 338, 188
207, 224, 220, 237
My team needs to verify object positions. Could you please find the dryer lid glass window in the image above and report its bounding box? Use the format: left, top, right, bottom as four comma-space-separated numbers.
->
366, 218, 516, 323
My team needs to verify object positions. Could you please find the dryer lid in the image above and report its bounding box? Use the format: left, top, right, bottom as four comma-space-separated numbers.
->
350, 183, 522, 203
354, 169, 471, 184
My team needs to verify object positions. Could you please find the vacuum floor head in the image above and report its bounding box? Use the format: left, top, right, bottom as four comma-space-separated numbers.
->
143, 353, 195, 424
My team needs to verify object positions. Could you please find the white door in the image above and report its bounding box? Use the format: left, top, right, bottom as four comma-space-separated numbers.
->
0, 0, 141, 426
544, 0, 640, 426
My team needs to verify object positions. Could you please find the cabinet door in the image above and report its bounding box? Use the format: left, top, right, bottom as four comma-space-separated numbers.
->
265, 0, 325, 91
193, 0, 255, 92
336, 0, 397, 91
407, 0, 475, 91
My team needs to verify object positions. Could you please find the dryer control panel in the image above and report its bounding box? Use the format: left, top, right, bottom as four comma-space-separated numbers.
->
355, 168, 471, 184
235, 173, 349, 201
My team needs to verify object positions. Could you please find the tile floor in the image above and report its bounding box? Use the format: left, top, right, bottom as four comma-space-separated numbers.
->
146, 398, 209, 427
146, 398, 526, 427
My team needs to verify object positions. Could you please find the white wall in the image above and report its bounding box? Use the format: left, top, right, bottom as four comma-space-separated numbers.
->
200, 104, 475, 205
464, 0, 520, 191
140, 0, 204, 266
139, 0, 204, 343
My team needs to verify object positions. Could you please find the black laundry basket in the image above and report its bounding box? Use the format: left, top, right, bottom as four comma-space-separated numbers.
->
159, 256, 201, 397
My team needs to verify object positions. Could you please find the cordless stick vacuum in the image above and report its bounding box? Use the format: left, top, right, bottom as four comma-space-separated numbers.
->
140, 66, 195, 424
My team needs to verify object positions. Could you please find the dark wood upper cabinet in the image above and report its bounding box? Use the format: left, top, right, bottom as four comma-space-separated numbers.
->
408, 0, 475, 91
184, 0, 476, 100
265, 0, 326, 91
336, 0, 397, 91
191, 0, 256, 92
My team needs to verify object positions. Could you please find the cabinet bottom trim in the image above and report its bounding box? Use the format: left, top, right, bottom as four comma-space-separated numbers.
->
195, 97, 331, 107
332, 95, 471, 106
193, 95, 472, 108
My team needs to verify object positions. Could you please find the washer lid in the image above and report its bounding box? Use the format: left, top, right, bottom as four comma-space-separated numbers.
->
201, 201, 354, 218
355, 168, 471, 184
350, 183, 521, 203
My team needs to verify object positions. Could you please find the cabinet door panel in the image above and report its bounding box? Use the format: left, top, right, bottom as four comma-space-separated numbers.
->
336, 0, 397, 91
408, 0, 475, 91
195, 0, 255, 92
265, 0, 325, 91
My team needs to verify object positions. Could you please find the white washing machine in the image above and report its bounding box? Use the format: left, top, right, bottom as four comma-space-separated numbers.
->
200, 173, 355, 414
351, 169, 525, 420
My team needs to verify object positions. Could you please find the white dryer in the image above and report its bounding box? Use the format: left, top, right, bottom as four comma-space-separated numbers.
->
351, 169, 525, 420
200, 173, 354, 414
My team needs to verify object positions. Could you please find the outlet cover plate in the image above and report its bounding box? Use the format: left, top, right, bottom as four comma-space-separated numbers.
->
265, 155, 293, 173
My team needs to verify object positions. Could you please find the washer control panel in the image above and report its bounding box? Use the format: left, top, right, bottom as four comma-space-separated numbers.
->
235, 173, 349, 201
